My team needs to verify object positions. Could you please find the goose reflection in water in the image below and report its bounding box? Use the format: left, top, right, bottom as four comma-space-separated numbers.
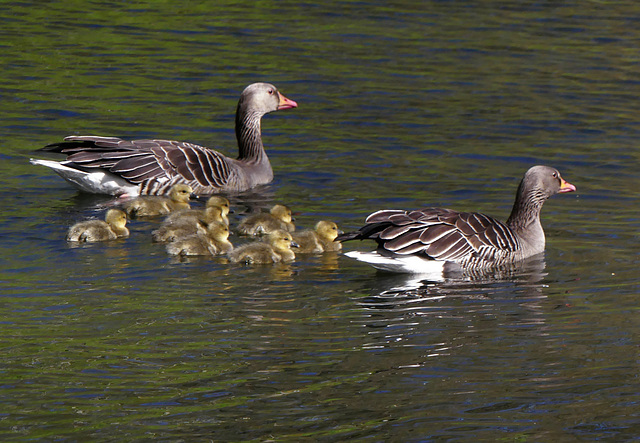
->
355, 253, 548, 303
353, 255, 550, 357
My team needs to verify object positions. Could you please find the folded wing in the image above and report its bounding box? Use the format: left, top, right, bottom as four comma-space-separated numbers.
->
343, 208, 520, 265
43, 136, 232, 195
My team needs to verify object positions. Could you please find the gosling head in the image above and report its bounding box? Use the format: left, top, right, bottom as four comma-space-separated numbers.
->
168, 184, 194, 203
206, 221, 230, 241
270, 204, 294, 223
206, 196, 231, 216
315, 220, 343, 242
267, 229, 299, 252
105, 209, 128, 229
203, 206, 227, 224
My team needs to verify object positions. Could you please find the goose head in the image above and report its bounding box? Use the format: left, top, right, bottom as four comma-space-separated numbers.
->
519, 165, 576, 203
507, 165, 576, 233
238, 83, 298, 117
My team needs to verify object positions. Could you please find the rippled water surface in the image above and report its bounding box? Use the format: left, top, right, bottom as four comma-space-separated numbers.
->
2, 1, 640, 441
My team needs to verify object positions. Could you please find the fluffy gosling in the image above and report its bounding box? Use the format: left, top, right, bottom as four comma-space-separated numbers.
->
123, 183, 192, 218
163, 195, 230, 226
66, 209, 129, 242
292, 221, 343, 253
228, 229, 298, 264
236, 204, 295, 236
166, 221, 233, 256
152, 206, 228, 243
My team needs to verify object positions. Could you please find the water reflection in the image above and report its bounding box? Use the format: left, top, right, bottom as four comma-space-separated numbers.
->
355, 254, 548, 297
352, 255, 550, 355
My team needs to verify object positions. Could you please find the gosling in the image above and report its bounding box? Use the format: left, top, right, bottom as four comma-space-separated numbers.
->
228, 229, 299, 264
123, 184, 192, 218
292, 221, 343, 253
163, 195, 231, 226
236, 204, 295, 236
66, 209, 129, 242
152, 206, 228, 243
166, 221, 233, 256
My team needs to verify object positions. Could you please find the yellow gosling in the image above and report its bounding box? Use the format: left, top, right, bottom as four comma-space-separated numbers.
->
153, 206, 228, 243
293, 221, 343, 253
123, 184, 192, 218
66, 209, 129, 242
164, 195, 231, 226
236, 204, 295, 236
166, 221, 233, 256
228, 229, 298, 264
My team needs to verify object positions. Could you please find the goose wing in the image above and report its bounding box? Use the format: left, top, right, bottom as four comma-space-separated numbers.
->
341, 208, 520, 263
42, 136, 233, 194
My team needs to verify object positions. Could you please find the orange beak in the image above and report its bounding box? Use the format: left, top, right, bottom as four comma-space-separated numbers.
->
277, 92, 298, 110
559, 178, 576, 193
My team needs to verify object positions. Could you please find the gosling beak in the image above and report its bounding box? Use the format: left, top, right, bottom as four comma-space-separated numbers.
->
290, 240, 300, 249
559, 178, 577, 193
277, 92, 298, 110
337, 229, 344, 235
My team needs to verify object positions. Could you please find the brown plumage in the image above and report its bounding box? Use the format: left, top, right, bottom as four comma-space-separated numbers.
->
66, 209, 129, 242
32, 83, 297, 196
337, 166, 576, 274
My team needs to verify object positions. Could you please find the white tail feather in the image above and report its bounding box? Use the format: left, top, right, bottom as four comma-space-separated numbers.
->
30, 159, 139, 196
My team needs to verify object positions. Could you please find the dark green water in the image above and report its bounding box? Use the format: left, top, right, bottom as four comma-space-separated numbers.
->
2, 1, 640, 441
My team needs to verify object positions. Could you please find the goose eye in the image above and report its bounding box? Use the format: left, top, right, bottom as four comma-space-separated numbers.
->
552, 172, 558, 178
267, 88, 274, 95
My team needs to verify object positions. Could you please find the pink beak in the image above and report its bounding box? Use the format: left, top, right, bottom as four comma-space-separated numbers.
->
277, 92, 298, 110
559, 178, 577, 193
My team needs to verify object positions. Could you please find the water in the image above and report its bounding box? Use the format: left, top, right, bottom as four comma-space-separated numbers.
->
2, 1, 640, 440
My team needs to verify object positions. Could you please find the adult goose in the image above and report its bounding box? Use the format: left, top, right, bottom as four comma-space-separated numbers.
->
30, 83, 297, 196
336, 165, 576, 275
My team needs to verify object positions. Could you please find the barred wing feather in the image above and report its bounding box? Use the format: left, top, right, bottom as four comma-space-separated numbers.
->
355, 208, 520, 265
45, 136, 232, 194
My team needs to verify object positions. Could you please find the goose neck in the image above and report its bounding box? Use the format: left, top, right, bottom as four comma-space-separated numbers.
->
236, 109, 266, 161
506, 186, 546, 243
